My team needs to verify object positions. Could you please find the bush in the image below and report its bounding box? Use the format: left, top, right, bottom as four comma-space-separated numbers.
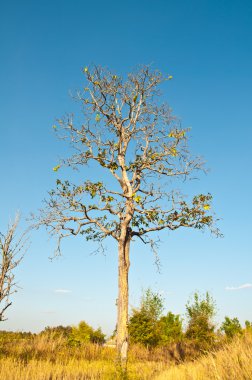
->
91, 327, 106, 344
220, 317, 242, 338
129, 289, 184, 347
185, 292, 216, 348
245, 320, 252, 330
68, 321, 105, 346
40, 325, 72, 339
129, 310, 160, 347
158, 312, 183, 345
129, 289, 164, 347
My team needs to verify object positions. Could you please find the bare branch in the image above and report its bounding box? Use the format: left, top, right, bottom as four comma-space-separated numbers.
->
0, 213, 28, 321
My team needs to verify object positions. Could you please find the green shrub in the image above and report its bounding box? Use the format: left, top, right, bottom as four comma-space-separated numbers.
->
220, 317, 242, 338
245, 320, 252, 330
68, 321, 105, 346
40, 325, 72, 339
185, 292, 216, 348
158, 312, 183, 345
129, 289, 164, 347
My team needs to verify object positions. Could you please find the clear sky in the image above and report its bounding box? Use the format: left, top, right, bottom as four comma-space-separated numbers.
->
0, 0, 251, 336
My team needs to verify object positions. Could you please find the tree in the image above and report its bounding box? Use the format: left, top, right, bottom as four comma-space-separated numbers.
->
69, 320, 93, 346
185, 292, 216, 347
129, 289, 183, 347
35, 65, 220, 367
68, 320, 105, 346
0, 214, 28, 321
41, 325, 72, 339
91, 327, 106, 344
129, 289, 163, 347
140, 288, 164, 321
220, 317, 242, 338
245, 320, 252, 330
158, 312, 183, 345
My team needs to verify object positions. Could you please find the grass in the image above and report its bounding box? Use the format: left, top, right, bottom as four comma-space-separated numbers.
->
156, 331, 252, 380
0, 357, 166, 380
0, 331, 251, 379
0, 333, 166, 379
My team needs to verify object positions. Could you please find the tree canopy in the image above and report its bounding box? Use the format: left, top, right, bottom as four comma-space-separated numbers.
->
36, 65, 220, 256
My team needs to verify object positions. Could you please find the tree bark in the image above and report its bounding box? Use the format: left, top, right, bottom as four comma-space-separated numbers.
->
117, 235, 130, 369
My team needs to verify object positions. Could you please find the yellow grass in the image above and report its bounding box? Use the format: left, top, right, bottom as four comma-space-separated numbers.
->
1, 332, 251, 379
0, 334, 166, 379
0, 357, 165, 380
156, 332, 252, 380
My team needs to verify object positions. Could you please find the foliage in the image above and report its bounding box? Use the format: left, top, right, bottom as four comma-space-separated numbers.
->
220, 317, 242, 338
40, 325, 72, 339
68, 321, 105, 346
140, 289, 164, 321
35, 64, 221, 259
129, 290, 183, 347
0, 330, 33, 344
185, 292, 216, 347
129, 309, 160, 347
245, 320, 252, 330
129, 289, 164, 347
158, 312, 183, 345
39, 322, 106, 347
91, 327, 106, 344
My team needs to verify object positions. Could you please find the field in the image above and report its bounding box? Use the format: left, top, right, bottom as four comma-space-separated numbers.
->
0, 333, 166, 380
157, 332, 252, 380
0, 331, 251, 379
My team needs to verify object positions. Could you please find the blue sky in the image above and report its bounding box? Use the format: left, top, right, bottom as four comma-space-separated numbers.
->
0, 0, 251, 335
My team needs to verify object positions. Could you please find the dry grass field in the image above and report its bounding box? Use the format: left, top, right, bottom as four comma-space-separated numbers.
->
0, 331, 251, 379
156, 331, 252, 380
0, 333, 166, 379
0, 357, 166, 380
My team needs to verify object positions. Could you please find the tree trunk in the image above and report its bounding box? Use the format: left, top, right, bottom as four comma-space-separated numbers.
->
117, 236, 130, 370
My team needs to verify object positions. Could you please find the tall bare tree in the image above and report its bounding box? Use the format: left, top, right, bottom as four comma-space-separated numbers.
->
35, 65, 220, 367
0, 214, 27, 321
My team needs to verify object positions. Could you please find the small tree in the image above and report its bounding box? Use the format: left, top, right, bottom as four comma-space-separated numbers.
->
158, 312, 183, 345
129, 291, 183, 347
220, 317, 242, 338
35, 65, 220, 367
68, 320, 105, 346
185, 292, 216, 347
91, 327, 106, 344
245, 320, 252, 330
129, 289, 163, 347
0, 214, 28, 321
140, 288, 164, 321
